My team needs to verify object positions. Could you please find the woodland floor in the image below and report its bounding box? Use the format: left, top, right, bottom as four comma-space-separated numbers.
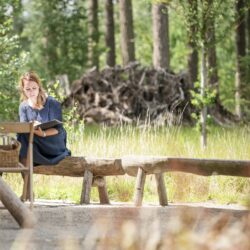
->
0, 200, 249, 250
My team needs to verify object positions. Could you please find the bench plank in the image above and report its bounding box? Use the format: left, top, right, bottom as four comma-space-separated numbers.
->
123, 156, 250, 177
34, 157, 86, 176
34, 157, 125, 177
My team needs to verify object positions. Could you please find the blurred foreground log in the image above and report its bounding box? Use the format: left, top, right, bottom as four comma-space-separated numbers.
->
0, 177, 36, 228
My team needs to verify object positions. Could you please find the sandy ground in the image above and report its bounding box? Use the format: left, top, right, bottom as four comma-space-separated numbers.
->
0, 200, 250, 250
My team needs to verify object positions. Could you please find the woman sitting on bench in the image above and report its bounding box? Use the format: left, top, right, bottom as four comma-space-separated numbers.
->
17, 71, 71, 165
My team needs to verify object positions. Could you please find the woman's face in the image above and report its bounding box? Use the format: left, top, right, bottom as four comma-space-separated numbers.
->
23, 79, 40, 101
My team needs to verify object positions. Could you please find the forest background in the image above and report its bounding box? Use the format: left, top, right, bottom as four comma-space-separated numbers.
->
0, 0, 250, 204
0, 0, 250, 122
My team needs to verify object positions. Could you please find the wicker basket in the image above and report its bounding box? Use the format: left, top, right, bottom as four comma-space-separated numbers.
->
0, 136, 21, 168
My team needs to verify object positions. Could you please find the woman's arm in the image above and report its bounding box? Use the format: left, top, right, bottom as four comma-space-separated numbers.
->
34, 127, 58, 137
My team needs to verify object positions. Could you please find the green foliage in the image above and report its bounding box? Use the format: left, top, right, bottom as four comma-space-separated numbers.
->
190, 82, 217, 132
177, 0, 238, 113
21, 0, 88, 82
46, 80, 84, 137
0, 1, 28, 121
46, 80, 64, 103
190, 83, 217, 108
169, 5, 189, 71
0, 0, 248, 120
133, 1, 153, 66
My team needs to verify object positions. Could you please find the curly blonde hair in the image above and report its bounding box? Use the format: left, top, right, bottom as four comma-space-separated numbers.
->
19, 71, 47, 108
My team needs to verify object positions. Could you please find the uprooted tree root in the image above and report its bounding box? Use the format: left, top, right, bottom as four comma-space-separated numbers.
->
63, 63, 238, 126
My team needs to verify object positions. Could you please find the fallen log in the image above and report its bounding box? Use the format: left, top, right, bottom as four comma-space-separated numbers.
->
0, 177, 36, 228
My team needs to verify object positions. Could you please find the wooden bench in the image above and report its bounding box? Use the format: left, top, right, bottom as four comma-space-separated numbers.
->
122, 156, 250, 206
33, 156, 125, 204
32, 156, 250, 207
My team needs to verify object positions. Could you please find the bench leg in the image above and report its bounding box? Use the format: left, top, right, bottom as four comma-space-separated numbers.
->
21, 172, 29, 201
155, 173, 168, 206
134, 167, 146, 207
97, 177, 110, 204
80, 170, 93, 204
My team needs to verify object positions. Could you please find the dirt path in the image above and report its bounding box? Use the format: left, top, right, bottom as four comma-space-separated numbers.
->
0, 200, 249, 250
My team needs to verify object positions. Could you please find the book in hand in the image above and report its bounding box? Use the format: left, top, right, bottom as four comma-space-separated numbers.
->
35, 119, 63, 130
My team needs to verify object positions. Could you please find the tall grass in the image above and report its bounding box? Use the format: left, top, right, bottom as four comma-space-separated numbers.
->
3, 124, 250, 205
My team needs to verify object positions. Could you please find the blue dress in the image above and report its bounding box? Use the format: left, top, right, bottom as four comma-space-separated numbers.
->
17, 96, 71, 165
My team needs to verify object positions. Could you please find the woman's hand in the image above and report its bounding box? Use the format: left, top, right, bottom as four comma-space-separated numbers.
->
34, 127, 46, 137
34, 127, 58, 137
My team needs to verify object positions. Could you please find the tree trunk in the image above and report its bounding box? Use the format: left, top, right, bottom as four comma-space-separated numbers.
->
247, 7, 250, 83
119, 0, 136, 65
104, 0, 115, 67
200, 0, 210, 149
187, 0, 198, 85
152, 2, 170, 70
46, 28, 59, 77
201, 46, 207, 149
12, 0, 23, 35
207, 11, 219, 97
235, 0, 246, 118
206, 4, 236, 124
87, 0, 99, 70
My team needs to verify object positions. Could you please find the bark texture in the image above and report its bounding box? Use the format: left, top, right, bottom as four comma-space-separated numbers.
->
152, 2, 170, 69
187, 0, 198, 85
87, 0, 99, 69
235, 0, 246, 118
119, 0, 136, 65
104, 0, 115, 66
